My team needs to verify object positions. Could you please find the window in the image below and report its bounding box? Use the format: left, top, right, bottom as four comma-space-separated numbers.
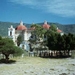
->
10, 31, 12, 36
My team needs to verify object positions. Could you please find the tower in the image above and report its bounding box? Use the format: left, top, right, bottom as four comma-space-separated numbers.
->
8, 25, 15, 42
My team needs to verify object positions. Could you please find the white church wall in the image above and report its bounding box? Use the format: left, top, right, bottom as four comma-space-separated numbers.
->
19, 41, 30, 51
8, 26, 15, 42
27, 32, 31, 40
24, 31, 28, 41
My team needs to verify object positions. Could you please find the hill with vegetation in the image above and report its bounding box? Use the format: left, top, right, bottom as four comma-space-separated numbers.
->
0, 21, 30, 36
0, 21, 75, 36
39, 22, 75, 34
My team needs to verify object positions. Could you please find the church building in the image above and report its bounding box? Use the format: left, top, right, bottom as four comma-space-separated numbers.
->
8, 21, 63, 51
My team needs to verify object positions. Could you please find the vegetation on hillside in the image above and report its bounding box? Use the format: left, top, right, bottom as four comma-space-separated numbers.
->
0, 21, 75, 36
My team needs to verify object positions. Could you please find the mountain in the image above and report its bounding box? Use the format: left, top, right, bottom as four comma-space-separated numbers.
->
0, 21, 75, 36
49, 23, 75, 34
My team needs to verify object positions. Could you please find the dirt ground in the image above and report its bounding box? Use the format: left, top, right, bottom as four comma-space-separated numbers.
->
0, 57, 75, 75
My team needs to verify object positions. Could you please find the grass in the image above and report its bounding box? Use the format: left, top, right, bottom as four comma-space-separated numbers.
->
0, 56, 75, 75
10, 56, 69, 68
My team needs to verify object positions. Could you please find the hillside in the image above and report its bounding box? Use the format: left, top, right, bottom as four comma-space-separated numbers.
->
0, 21, 75, 36
0, 21, 30, 36
38, 22, 75, 34
51, 23, 75, 34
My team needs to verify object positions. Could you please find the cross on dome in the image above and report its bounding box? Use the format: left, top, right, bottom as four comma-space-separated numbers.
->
43, 20, 50, 29
20, 21, 23, 25
44, 20, 47, 24
10, 25, 13, 28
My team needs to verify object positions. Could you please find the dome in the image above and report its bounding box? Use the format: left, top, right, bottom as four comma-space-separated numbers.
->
42, 21, 50, 29
57, 27, 62, 33
57, 29, 62, 33
16, 21, 27, 30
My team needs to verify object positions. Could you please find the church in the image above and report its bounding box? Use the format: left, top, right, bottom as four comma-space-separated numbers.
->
8, 21, 63, 51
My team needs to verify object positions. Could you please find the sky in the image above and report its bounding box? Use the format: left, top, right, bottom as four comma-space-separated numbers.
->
0, 0, 75, 24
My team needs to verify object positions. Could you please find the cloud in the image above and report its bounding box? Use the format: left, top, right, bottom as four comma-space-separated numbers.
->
9, 0, 75, 17
9, 0, 38, 5
46, 0, 75, 17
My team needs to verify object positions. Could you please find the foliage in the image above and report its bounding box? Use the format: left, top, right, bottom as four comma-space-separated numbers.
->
47, 33, 75, 56
45, 24, 60, 37
17, 35, 23, 46
0, 36, 23, 60
47, 33, 58, 50
0, 36, 2, 40
31, 24, 46, 39
50, 24, 57, 31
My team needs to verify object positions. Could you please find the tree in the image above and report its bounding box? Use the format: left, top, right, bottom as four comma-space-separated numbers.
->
56, 34, 66, 50
45, 24, 58, 38
31, 24, 46, 39
47, 33, 57, 50
17, 35, 23, 46
0, 37, 23, 61
47, 33, 75, 57
0, 36, 2, 40
65, 33, 75, 56
50, 24, 57, 32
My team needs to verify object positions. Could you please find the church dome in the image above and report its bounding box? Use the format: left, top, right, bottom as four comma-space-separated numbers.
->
57, 29, 62, 33
57, 27, 62, 33
16, 21, 27, 30
42, 21, 50, 29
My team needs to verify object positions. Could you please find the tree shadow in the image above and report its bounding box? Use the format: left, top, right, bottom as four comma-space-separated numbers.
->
40, 55, 71, 59
0, 59, 16, 64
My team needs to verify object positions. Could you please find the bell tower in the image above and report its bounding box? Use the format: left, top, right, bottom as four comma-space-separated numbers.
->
8, 25, 15, 42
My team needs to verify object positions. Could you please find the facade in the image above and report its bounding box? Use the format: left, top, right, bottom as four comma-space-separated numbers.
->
8, 21, 34, 51
8, 21, 64, 51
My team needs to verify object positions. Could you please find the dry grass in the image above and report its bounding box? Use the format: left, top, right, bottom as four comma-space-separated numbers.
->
0, 56, 75, 75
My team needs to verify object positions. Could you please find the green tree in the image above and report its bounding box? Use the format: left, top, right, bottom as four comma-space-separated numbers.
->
0, 36, 2, 40
0, 37, 23, 61
17, 35, 23, 46
50, 24, 57, 32
47, 33, 75, 57
71, 34, 75, 50
31, 24, 46, 41
45, 24, 58, 38
56, 34, 66, 50
47, 33, 57, 50
65, 33, 75, 56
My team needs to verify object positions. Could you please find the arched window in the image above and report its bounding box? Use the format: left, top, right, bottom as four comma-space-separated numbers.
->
10, 31, 12, 36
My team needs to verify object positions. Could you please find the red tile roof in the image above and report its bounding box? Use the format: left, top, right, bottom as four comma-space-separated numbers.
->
43, 24, 50, 29
42, 21, 50, 29
15, 21, 27, 30
16, 25, 27, 30
57, 29, 62, 33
